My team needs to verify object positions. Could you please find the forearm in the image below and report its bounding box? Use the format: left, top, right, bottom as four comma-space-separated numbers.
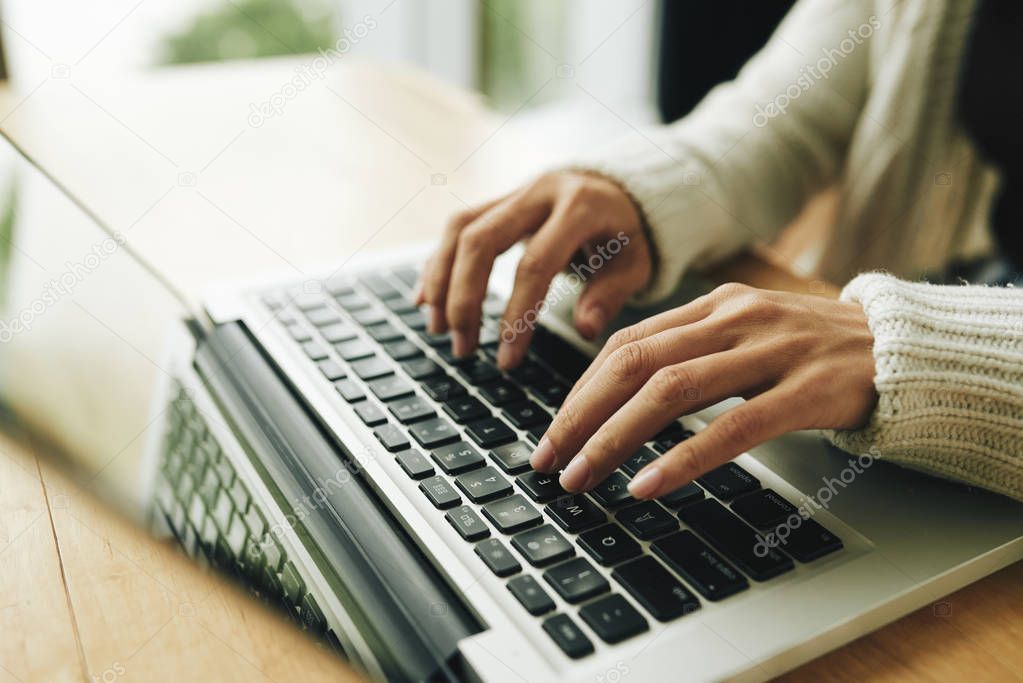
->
830, 273, 1023, 500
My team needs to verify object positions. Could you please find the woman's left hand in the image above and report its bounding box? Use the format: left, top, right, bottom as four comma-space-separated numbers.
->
529, 283, 878, 499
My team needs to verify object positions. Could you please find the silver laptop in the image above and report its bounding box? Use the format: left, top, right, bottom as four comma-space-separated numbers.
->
3, 128, 1022, 683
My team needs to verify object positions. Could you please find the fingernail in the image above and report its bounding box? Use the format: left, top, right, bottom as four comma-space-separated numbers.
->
628, 466, 663, 499
428, 305, 444, 333
451, 330, 469, 357
559, 455, 591, 492
496, 342, 516, 369
530, 437, 556, 471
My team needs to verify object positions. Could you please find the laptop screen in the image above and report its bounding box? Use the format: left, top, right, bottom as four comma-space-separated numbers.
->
0, 130, 189, 507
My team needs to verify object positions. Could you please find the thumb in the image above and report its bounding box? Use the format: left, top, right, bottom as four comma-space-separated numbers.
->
572, 253, 648, 339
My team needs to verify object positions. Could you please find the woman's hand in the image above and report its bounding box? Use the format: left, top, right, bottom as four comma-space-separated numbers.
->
415, 171, 653, 368
530, 284, 878, 499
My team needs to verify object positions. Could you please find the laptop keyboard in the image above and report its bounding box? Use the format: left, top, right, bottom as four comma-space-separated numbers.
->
261, 265, 844, 659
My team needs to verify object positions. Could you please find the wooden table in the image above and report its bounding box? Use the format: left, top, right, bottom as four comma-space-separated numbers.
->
0, 57, 1019, 682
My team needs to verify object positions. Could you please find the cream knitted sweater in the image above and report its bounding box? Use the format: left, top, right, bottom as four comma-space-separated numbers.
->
576, 0, 1023, 499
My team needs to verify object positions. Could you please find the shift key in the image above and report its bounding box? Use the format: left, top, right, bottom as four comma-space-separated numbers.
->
651, 531, 748, 601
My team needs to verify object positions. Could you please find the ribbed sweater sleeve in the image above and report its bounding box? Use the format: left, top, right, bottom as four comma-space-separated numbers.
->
567, 0, 873, 304
829, 273, 1023, 500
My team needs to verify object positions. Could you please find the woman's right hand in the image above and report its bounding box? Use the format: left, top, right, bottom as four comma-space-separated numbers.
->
414, 171, 654, 369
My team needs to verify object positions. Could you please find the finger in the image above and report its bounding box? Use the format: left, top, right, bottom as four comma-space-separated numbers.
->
572, 243, 651, 339
628, 387, 799, 499
558, 348, 778, 492
493, 202, 599, 369
562, 291, 719, 408
419, 196, 505, 332
446, 190, 555, 356
532, 319, 732, 473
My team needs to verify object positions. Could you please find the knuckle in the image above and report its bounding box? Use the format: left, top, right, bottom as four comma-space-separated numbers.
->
711, 282, 751, 301
606, 324, 644, 351
719, 408, 763, 446
666, 442, 708, 481
446, 209, 476, 234
607, 341, 652, 382
515, 251, 551, 281
446, 296, 480, 329
457, 224, 492, 257
648, 364, 699, 404
549, 406, 583, 445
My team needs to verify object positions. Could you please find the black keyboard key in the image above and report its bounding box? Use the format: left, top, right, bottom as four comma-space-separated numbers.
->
422, 376, 466, 401
507, 575, 555, 616
477, 380, 524, 406
617, 501, 679, 540
367, 376, 413, 401
526, 424, 547, 445
337, 292, 371, 311
402, 358, 443, 380
651, 531, 748, 601
354, 401, 387, 426
652, 427, 693, 453
418, 330, 451, 347
730, 489, 797, 529
546, 494, 606, 533
319, 322, 357, 343
530, 378, 570, 407
475, 538, 520, 577
590, 472, 636, 509
465, 417, 517, 448
511, 524, 574, 567
373, 423, 410, 452
366, 322, 404, 343
387, 395, 435, 424
659, 482, 705, 509
543, 558, 609, 603
529, 327, 590, 380
301, 340, 329, 361
436, 346, 475, 366
458, 359, 501, 385
431, 441, 485, 475
455, 466, 512, 503
395, 449, 434, 479
482, 494, 541, 533
578, 524, 642, 566
445, 505, 490, 541
620, 446, 660, 476
352, 357, 395, 382
335, 339, 375, 361
385, 297, 418, 315
516, 471, 566, 503
502, 400, 548, 429
399, 310, 427, 330
612, 556, 700, 622
316, 359, 346, 381
359, 273, 402, 300
442, 396, 490, 424
774, 518, 843, 562
508, 359, 546, 385
391, 266, 419, 288
382, 339, 422, 361
419, 475, 461, 509
305, 306, 341, 327
579, 593, 648, 644
678, 499, 792, 581
409, 417, 460, 448
489, 441, 532, 474
352, 307, 387, 327
285, 323, 312, 342
334, 379, 365, 403
542, 614, 593, 660
698, 462, 760, 500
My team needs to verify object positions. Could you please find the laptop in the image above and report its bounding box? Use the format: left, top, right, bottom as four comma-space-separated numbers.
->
3, 127, 1023, 683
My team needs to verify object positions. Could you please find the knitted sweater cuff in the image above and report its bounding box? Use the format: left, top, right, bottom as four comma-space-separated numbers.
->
829, 272, 1023, 500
